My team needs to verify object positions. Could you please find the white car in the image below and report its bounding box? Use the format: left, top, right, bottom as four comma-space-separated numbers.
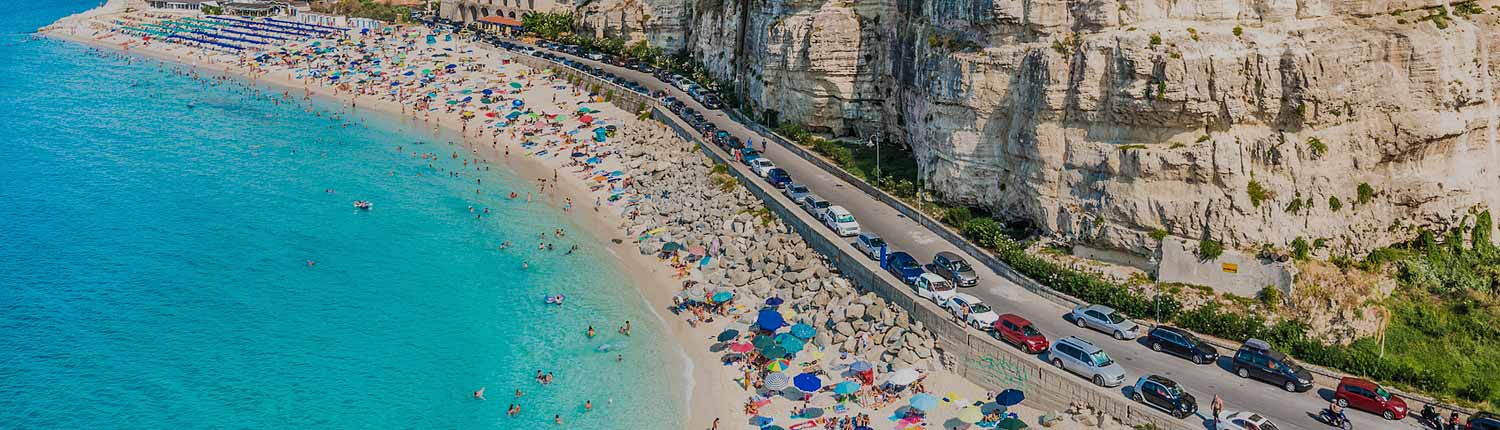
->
1214, 411, 1282, 430
913, 273, 956, 304
749, 158, 776, 177
943, 293, 999, 330
820, 206, 860, 237
853, 232, 885, 259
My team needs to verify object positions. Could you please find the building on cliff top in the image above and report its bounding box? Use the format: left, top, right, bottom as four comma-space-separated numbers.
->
440, 0, 569, 24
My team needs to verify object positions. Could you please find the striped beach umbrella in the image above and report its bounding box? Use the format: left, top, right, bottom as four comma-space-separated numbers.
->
764, 372, 791, 391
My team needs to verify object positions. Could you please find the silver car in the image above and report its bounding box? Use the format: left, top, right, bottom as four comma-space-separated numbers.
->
783, 183, 811, 204
800, 195, 830, 216
1049, 336, 1127, 387
1069, 304, 1141, 340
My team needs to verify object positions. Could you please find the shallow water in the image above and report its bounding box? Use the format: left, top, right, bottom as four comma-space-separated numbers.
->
0, 3, 680, 429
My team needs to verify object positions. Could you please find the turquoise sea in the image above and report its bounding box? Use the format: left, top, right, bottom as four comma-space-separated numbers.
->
0, 2, 682, 429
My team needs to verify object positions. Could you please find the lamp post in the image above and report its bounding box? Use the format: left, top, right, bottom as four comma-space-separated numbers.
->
866, 133, 881, 179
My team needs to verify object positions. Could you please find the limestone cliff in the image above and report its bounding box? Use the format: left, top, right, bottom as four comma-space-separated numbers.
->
620, 0, 1500, 256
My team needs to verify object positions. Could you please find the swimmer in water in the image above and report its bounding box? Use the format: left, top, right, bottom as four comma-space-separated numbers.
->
473, 387, 485, 400
585, 400, 592, 412
587, 326, 595, 338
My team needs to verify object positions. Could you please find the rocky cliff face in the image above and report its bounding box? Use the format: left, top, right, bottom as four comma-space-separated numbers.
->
620, 0, 1500, 256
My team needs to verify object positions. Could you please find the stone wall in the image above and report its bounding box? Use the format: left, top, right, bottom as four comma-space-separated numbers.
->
1156, 236, 1297, 298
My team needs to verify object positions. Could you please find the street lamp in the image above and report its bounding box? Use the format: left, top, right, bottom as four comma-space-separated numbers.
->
865, 132, 880, 180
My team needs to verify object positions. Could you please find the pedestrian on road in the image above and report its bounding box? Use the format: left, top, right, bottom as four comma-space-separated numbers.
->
1211, 394, 1224, 428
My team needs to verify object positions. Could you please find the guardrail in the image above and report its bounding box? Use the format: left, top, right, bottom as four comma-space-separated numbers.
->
652, 106, 1195, 430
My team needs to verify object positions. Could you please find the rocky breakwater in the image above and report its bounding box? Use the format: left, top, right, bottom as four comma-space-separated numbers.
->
616, 121, 944, 369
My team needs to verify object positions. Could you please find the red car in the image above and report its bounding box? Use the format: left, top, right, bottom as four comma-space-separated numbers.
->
1334, 377, 1407, 420
992, 314, 1048, 353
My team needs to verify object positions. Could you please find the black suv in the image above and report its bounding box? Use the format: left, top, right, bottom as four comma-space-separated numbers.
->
1471, 412, 1500, 430
1131, 375, 1198, 419
925, 251, 978, 287
1146, 326, 1219, 365
1232, 338, 1313, 392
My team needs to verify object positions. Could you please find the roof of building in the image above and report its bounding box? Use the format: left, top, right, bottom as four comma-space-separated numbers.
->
478, 15, 522, 27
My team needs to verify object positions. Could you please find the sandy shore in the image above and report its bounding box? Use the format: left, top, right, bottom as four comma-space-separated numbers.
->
41, 9, 737, 430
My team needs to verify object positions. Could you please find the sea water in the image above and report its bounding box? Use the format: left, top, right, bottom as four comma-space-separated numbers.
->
0, 2, 681, 428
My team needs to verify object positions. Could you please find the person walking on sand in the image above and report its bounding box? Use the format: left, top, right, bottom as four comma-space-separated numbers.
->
712, 417, 720, 430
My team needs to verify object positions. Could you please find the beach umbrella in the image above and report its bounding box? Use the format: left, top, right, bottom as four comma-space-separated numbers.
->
756, 309, 786, 331
579, 115, 594, 124
789, 323, 816, 339
729, 342, 754, 353
751, 335, 774, 350
585, 157, 602, 165
793, 373, 822, 392
688, 245, 707, 256
833, 381, 860, 395
996, 389, 1025, 406
685, 287, 706, 302
662, 242, 684, 252
957, 406, 984, 424
765, 358, 791, 372
849, 361, 873, 372
445, 63, 456, 69
764, 372, 791, 391
512, 99, 524, 107
909, 393, 939, 411
780, 337, 805, 353
763, 345, 788, 360
509, 82, 523, 88
711, 291, 734, 303
995, 417, 1027, 430
765, 297, 784, 306
888, 368, 921, 386
716, 328, 740, 342
481, 88, 493, 95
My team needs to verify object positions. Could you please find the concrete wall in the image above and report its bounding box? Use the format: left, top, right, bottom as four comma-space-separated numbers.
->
654, 107, 1196, 430
1157, 237, 1297, 298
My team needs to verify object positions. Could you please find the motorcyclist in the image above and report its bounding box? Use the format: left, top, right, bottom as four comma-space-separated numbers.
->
1328, 399, 1348, 426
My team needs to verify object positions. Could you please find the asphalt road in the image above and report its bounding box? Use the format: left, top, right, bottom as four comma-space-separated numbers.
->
488, 38, 1433, 430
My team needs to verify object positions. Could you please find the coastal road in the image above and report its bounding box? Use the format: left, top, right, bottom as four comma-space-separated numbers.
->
488, 39, 1431, 430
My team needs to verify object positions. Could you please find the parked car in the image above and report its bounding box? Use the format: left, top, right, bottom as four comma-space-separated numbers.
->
913, 273, 956, 304
1470, 412, 1500, 430
1231, 338, 1313, 392
1048, 336, 1127, 387
702, 94, 722, 110
749, 158, 776, 177
1131, 375, 1198, 419
1146, 326, 1219, 365
924, 251, 978, 287
820, 206, 860, 237
766, 168, 792, 188
724, 136, 745, 151
712, 130, 731, 147
993, 314, 1048, 354
800, 195, 830, 216
1069, 304, 1141, 340
740, 148, 762, 165
853, 232, 885, 259
942, 293, 998, 330
1334, 377, 1407, 420
783, 183, 811, 203
637, 64, 656, 73
1214, 411, 1282, 430
883, 251, 924, 284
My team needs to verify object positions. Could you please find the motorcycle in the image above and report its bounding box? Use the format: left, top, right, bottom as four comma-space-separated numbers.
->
1321, 408, 1353, 430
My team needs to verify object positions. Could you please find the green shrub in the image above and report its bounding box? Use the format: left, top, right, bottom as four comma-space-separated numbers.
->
1198, 239, 1224, 261
1149, 34, 1162, 46
1292, 237, 1310, 260
1196, 135, 1211, 143
1286, 198, 1304, 214
1120, 144, 1147, 151
1306, 137, 1327, 159
1150, 229, 1169, 241
1247, 179, 1269, 207
960, 218, 1009, 249
943, 206, 974, 227
1329, 196, 1343, 212
1257, 286, 1283, 308
1357, 183, 1375, 205
1233, 26, 1243, 37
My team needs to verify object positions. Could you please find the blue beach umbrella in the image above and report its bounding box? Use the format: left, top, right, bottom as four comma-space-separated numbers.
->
512, 99, 524, 107
780, 337, 804, 353
765, 297, 784, 306
996, 388, 1026, 406
585, 157, 602, 165
909, 393, 939, 411
789, 323, 816, 339
482, 88, 493, 95
793, 373, 822, 392
756, 309, 785, 331
833, 381, 861, 395
849, 360, 873, 372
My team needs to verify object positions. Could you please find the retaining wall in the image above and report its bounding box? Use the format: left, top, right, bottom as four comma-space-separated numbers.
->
655, 107, 1194, 430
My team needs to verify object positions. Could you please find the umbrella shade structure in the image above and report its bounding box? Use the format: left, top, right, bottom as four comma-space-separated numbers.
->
765, 297, 784, 306
849, 361, 874, 372
687, 245, 707, 256
888, 368, 921, 386
509, 82, 523, 88
661, 242, 684, 252
909, 393, 939, 411
579, 114, 594, 123
751, 335, 775, 350
711, 291, 734, 303
957, 406, 984, 423
793, 373, 822, 392
995, 417, 1028, 430
774, 332, 799, 345
481, 89, 493, 95
762, 345, 788, 360
789, 323, 816, 339
716, 329, 740, 342
833, 381, 860, 394
728, 342, 754, 353
756, 308, 786, 331
996, 389, 1025, 406
779, 337, 805, 353
512, 99, 524, 107
764, 372, 791, 391
765, 358, 791, 372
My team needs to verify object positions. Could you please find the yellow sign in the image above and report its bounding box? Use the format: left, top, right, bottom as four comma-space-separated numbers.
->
1221, 263, 1238, 273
